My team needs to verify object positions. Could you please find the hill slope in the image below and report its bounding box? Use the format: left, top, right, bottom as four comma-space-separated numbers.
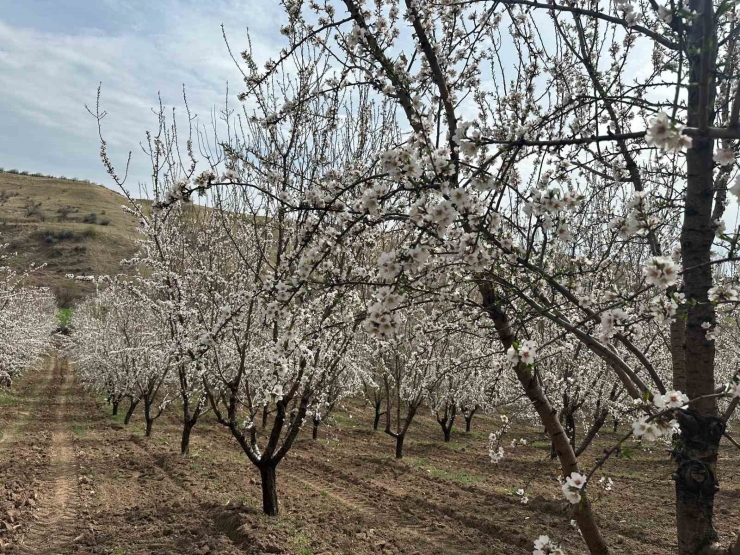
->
0, 171, 140, 306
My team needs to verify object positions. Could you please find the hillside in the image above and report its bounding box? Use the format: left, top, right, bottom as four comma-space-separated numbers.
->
0, 171, 141, 306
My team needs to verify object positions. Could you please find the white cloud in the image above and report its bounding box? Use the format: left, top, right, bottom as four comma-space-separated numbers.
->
0, 0, 286, 193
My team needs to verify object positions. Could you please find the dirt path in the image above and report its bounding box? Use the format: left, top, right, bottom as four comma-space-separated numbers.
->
17, 356, 80, 554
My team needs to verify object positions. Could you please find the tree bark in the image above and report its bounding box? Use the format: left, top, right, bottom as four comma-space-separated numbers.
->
259, 465, 279, 516
464, 406, 477, 432
480, 283, 609, 554
112, 399, 119, 416
675, 410, 726, 554
676, 0, 721, 550
262, 405, 269, 429
565, 410, 577, 450
372, 401, 384, 431
576, 408, 608, 457
181, 419, 195, 456
671, 318, 688, 392
395, 434, 405, 459
144, 400, 154, 437
312, 418, 320, 440
124, 398, 139, 425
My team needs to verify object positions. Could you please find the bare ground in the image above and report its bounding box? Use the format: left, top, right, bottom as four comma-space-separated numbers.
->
0, 361, 738, 554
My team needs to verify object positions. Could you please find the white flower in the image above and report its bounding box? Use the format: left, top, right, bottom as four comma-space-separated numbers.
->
561, 472, 586, 505
519, 340, 538, 365
488, 444, 504, 463
624, 11, 641, 26
714, 148, 735, 167
272, 384, 284, 401
566, 472, 587, 489
631, 416, 663, 441
728, 381, 740, 399
533, 534, 564, 555
708, 284, 740, 303
658, 5, 673, 23
506, 346, 520, 366
556, 223, 573, 242
655, 390, 689, 409
645, 112, 671, 147
715, 219, 726, 236
729, 176, 740, 200
561, 482, 582, 504
643, 256, 680, 289
646, 112, 689, 152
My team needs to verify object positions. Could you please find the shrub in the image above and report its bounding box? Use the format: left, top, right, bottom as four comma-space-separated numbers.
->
82, 212, 98, 224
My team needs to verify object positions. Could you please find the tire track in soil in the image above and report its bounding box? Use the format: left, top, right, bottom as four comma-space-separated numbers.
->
285, 464, 485, 555
17, 357, 80, 555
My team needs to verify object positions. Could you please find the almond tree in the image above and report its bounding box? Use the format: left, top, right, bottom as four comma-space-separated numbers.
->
0, 257, 56, 382
69, 281, 174, 437
93, 1, 740, 549
233, 2, 740, 552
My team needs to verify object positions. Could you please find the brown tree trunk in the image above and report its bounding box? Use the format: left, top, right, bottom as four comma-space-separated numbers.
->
259, 464, 279, 516
124, 398, 139, 425
181, 419, 195, 456
395, 434, 405, 459
677, 0, 720, 550
262, 405, 269, 429
465, 414, 472, 432
480, 284, 609, 554
675, 410, 725, 554
565, 411, 577, 450
373, 401, 384, 431
144, 400, 154, 437
312, 418, 320, 440
671, 318, 688, 392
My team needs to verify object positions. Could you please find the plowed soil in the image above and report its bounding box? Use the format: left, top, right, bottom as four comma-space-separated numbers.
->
0, 358, 738, 554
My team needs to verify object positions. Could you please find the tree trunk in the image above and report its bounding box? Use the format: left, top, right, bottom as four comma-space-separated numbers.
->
259, 465, 279, 516
124, 398, 139, 425
576, 409, 608, 457
479, 283, 609, 554
312, 419, 319, 440
112, 399, 119, 416
677, 0, 720, 550
565, 411, 577, 450
443, 427, 451, 442
373, 401, 383, 431
181, 420, 195, 456
262, 405, 269, 429
675, 410, 725, 554
395, 434, 405, 459
671, 318, 688, 392
144, 401, 154, 437
464, 408, 476, 432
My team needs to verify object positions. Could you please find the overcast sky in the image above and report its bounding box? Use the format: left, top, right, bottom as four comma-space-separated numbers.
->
0, 0, 286, 195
